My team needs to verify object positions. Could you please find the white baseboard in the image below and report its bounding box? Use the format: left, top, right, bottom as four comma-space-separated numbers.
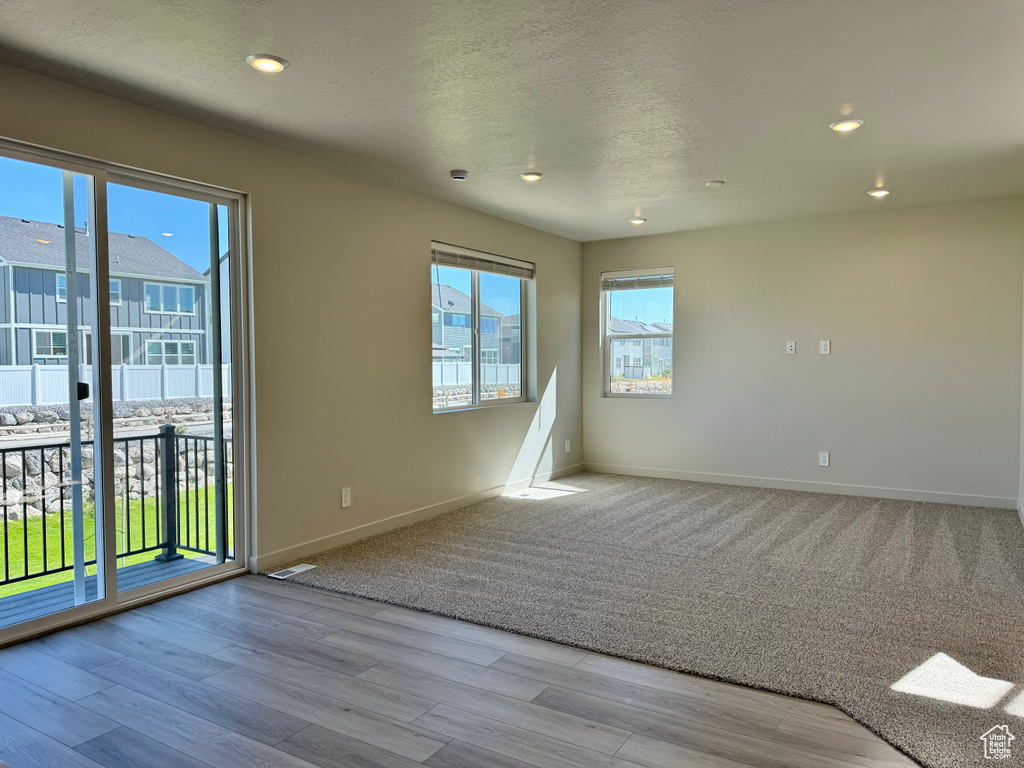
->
252, 463, 585, 572
1018, 497, 1024, 529
583, 462, 1017, 509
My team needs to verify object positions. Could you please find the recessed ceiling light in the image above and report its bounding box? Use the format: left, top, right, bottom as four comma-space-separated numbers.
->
246, 54, 289, 73
520, 172, 543, 182
161, 232, 173, 236
629, 217, 647, 225
829, 119, 864, 132
868, 188, 891, 198
34, 239, 50, 244
705, 180, 726, 188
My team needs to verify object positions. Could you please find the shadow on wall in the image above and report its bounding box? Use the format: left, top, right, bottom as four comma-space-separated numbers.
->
506, 368, 557, 487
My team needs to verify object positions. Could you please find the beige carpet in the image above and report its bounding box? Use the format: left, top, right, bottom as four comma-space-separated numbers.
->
276, 473, 1024, 768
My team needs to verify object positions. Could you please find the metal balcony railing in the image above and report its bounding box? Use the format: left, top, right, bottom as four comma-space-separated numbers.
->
0, 426, 232, 590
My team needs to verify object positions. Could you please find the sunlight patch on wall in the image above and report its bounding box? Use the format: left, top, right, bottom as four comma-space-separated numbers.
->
506, 368, 557, 486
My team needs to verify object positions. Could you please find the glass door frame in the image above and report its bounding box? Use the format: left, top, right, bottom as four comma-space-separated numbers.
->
0, 137, 252, 646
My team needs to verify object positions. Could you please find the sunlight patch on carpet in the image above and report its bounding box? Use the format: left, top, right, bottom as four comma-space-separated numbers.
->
891, 652, 1015, 709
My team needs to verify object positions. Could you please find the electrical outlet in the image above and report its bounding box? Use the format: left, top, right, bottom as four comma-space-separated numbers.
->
341, 487, 351, 508
819, 340, 831, 355
819, 452, 830, 467
565, 440, 571, 454
786, 341, 796, 354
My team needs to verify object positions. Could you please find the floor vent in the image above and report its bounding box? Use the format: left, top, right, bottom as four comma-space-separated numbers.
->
268, 564, 317, 579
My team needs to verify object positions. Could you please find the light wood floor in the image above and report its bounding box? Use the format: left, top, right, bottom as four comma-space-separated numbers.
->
0, 573, 917, 768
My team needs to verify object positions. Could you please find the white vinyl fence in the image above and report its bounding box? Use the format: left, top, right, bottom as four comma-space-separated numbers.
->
0, 364, 232, 406
433, 362, 520, 387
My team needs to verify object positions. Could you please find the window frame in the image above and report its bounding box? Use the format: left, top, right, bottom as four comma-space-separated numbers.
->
109, 278, 122, 306
432, 266, 528, 412
602, 268, 674, 400
33, 329, 68, 358
143, 281, 196, 315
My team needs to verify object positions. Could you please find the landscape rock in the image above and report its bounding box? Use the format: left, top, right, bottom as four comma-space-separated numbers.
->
14, 411, 33, 424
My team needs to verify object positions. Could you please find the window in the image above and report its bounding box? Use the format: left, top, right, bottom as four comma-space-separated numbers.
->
58, 274, 120, 304
602, 268, 673, 396
431, 242, 533, 411
144, 282, 196, 314
34, 330, 68, 358
145, 339, 197, 365
84, 332, 131, 365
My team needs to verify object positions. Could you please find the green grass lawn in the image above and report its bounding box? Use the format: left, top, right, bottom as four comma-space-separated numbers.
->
0, 483, 233, 598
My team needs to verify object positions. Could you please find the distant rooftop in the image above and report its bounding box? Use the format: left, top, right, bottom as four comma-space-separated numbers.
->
610, 317, 673, 334
0, 216, 207, 281
431, 284, 502, 316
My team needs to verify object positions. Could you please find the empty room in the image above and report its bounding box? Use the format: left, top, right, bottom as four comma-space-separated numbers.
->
0, 2, 1020, 768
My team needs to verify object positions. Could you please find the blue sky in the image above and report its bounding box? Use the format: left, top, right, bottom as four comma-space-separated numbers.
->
610, 287, 673, 325
433, 265, 522, 316
0, 156, 227, 273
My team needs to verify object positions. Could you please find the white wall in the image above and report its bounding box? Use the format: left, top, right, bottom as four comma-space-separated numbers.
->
0, 63, 583, 567
583, 200, 1024, 507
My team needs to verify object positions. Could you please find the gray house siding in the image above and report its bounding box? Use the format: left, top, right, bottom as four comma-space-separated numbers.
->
0, 266, 9, 325
9, 266, 207, 365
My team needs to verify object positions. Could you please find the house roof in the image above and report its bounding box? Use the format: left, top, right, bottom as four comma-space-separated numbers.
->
610, 317, 673, 334
431, 284, 501, 316
432, 344, 461, 359
0, 216, 207, 281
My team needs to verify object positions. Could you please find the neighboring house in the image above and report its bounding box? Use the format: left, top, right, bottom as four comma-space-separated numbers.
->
609, 317, 673, 378
430, 284, 508, 363
0, 215, 208, 366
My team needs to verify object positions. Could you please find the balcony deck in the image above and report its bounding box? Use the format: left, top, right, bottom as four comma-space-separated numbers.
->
0, 557, 212, 629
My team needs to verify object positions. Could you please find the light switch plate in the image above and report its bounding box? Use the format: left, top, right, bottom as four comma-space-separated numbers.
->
820, 340, 831, 355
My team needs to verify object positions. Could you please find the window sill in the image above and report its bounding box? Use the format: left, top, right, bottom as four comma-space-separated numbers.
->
603, 393, 672, 400
433, 398, 531, 414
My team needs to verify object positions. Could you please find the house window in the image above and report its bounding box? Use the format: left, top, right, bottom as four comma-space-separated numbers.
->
144, 282, 195, 314
34, 330, 68, 358
84, 332, 132, 365
431, 242, 533, 411
602, 267, 673, 397
57, 275, 120, 304
146, 339, 198, 365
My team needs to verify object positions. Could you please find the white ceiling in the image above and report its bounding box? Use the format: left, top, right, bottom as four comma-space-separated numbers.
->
1, 0, 1023, 241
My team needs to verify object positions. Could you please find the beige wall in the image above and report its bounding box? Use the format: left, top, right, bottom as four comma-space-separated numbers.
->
583, 200, 1024, 507
0, 63, 583, 566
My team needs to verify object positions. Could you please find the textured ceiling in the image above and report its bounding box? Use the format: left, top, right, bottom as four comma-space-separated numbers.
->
1, 0, 1023, 241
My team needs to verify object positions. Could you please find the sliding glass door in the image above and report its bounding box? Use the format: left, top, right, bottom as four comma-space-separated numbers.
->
0, 141, 247, 636
105, 183, 237, 593
0, 154, 109, 627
